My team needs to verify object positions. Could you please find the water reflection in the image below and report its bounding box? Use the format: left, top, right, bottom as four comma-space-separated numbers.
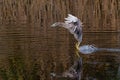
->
51, 32, 120, 80
51, 57, 82, 80
0, 24, 120, 80
79, 33, 120, 80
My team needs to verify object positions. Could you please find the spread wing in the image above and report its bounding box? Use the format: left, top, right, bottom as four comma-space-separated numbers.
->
51, 14, 83, 42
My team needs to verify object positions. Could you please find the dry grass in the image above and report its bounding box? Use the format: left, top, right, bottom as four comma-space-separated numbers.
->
0, 0, 119, 32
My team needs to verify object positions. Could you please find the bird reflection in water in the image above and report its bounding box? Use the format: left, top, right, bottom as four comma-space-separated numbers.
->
50, 58, 82, 80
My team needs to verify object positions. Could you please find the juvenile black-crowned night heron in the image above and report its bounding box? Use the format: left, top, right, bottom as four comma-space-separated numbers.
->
51, 14, 83, 52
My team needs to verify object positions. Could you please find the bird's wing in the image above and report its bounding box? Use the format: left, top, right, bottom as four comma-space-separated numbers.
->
65, 14, 78, 24
51, 14, 83, 32
65, 14, 83, 42
64, 14, 83, 32
51, 22, 71, 29
51, 14, 83, 42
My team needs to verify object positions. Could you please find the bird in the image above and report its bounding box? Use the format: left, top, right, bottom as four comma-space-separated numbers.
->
51, 14, 83, 49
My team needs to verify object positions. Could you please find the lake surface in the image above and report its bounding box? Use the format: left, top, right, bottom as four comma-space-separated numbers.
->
79, 32, 120, 80
0, 24, 120, 80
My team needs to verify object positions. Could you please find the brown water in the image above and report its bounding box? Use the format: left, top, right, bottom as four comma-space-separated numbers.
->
0, 24, 120, 80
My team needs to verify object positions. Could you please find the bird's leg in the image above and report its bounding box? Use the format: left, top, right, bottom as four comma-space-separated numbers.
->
75, 42, 80, 57
75, 42, 80, 50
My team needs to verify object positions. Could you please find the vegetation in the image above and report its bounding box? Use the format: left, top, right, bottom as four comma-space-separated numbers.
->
0, 0, 119, 32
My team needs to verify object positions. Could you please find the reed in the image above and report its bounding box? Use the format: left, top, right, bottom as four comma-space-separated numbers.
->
0, 0, 119, 32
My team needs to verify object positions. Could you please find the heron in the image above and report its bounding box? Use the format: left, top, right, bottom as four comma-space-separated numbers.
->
51, 14, 83, 56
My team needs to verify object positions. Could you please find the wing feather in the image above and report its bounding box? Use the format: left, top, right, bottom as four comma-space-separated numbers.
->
51, 14, 83, 42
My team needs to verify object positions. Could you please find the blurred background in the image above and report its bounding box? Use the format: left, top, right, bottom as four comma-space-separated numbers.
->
0, 0, 119, 80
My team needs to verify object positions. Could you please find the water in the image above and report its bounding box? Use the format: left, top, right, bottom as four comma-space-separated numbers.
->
79, 33, 120, 80
0, 24, 120, 80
